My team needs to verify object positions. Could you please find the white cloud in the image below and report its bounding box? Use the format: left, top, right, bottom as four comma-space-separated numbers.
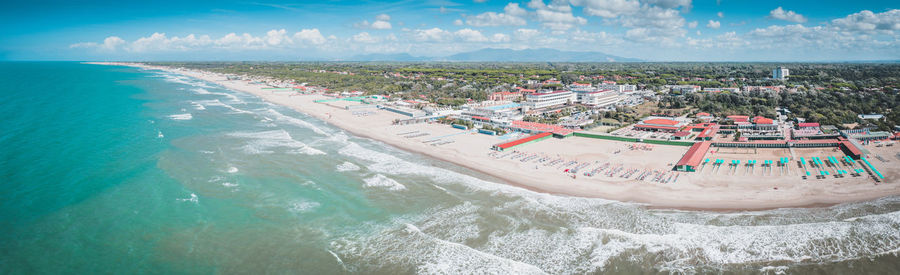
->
352, 32, 379, 43
570, 29, 620, 45
513, 28, 541, 40
371, 20, 392, 29
264, 29, 291, 46
65, 8, 900, 61
453, 19, 463, 26
831, 9, 900, 32
71, 29, 331, 53
356, 14, 393, 30
69, 36, 127, 51
293, 29, 327, 45
688, 21, 698, 28
506, 2, 528, 17
465, 3, 528, 26
569, 0, 640, 18
529, 0, 587, 31
645, 0, 692, 11
491, 33, 511, 42
413, 28, 453, 42
717, 12, 724, 18
455, 28, 489, 42
769, 7, 806, 23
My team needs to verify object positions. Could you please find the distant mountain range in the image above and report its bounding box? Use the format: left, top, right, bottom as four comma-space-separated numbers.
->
345, 48, 642, 62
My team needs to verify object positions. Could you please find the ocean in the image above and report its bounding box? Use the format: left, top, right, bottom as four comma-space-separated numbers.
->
1, 62, 899, 274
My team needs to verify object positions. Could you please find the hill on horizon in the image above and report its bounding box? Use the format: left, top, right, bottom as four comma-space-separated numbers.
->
346, 48, 642, 62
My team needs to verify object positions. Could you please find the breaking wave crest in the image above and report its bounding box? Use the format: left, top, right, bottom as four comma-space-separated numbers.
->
228, 129, 326, 155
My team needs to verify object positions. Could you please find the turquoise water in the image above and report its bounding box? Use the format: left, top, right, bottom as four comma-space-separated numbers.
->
2, 62, 900, 274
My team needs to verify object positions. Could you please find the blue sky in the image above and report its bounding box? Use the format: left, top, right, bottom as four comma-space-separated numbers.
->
1, 0, 898, 61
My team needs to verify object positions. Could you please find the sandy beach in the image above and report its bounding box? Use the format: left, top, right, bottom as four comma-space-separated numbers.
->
101, 62, 900, 210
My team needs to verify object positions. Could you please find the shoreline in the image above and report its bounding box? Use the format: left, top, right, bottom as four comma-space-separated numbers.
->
96, 62, 900, 211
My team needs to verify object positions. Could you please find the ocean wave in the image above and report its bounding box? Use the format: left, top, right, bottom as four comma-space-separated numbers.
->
168, 113, 193, 120
191, 102, 206, 110
363, 174, 406, 191
228, 129, 325, 155
334, 139, 900, 273
336, 162, 361, 172
191, 87, 212, 94
287, 199, 321, 213
332, 222, 544, 274
192, 99, 253, 114
264, 108, 329, 135
160, 74, 215, 89
177, 193, 199, 204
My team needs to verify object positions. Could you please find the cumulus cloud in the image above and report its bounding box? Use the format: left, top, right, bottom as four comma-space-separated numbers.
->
413, 28, 453, 42
831, 9, 900, 32
455, 28, 489, 42
570, 29, 620, 45
352, 32, 379, 43
491, 33, 511, 42
769, 7, 807, 23
645, 0, 692, 12
529, 0, 587, 31
570, 0, 640, 18
513, 28, 541, 40
465, 3, 527, 26
371, 20, 392, 29
70, 29, 329, 53
717, 12, 724, 18
355, 14, 393, 30
71, 36, 126, 51
65, 8, 900, 61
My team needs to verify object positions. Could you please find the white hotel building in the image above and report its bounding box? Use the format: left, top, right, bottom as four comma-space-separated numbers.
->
578, 90, 620, 107
524, 90, 575, 109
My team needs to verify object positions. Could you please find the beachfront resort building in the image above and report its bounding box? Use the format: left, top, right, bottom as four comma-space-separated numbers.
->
841, 129, 892, 142
462, 102, 522, 121
576, 90, 620, 107
634, 118, 685, 133
597, 83, 637, 93
665, 85, 701, 94
524, 90, 575, 109
489, 91, 522, 101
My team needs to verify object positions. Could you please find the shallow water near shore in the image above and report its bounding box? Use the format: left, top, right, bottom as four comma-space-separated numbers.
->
2, 62, 900, 274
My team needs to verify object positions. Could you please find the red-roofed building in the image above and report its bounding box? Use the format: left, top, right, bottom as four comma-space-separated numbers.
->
797, 122, 820, 128
675, 141, 711, 172
509, 120, 575, 136
635, 118, 683, 132
672, 131, 692, 140
754, 117, 774, 125
643, 118, 679, 126
727, 115, 750, 123
492, 132, 553, 151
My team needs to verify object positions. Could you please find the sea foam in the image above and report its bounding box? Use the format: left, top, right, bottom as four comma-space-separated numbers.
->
168, 113, 193, 120
228, 129, 325, 155
363, 174, 406, 191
